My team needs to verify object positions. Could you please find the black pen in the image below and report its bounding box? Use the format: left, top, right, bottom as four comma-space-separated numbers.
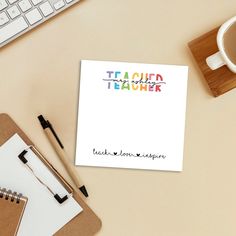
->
38, 115, 88, 198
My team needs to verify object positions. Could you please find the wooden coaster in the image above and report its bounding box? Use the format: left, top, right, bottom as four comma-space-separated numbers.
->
188, 27, 236, 97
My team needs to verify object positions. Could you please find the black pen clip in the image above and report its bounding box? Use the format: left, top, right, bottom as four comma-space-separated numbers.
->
47, 121, 64, 149
38, 115, 64, 149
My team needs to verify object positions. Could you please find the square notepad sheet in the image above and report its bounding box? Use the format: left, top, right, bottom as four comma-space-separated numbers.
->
76, 60, 188, 171
0, 134, 83, 236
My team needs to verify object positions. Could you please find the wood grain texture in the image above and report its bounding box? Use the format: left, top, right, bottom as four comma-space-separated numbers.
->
188, 27, 236, 97
0, 113, 102, 236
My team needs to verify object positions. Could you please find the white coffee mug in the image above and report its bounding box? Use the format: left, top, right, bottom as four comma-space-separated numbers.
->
206, 16, 236, 73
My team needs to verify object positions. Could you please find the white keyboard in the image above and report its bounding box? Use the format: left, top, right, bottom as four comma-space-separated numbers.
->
0, 0, 80, 48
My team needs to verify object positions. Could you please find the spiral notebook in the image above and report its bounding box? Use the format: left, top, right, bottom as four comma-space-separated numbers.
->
0, 187, 27, 236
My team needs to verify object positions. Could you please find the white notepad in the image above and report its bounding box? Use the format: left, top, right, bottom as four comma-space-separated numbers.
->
0, 134, 83, 236
76, 60, 188, 171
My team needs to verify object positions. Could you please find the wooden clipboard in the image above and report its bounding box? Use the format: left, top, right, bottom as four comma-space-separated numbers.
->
0, 113, 102, 236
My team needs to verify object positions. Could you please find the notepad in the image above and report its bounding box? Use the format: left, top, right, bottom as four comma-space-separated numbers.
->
0, 187, 27, 236
0, 134, 83, 236
76, 60, 188, 171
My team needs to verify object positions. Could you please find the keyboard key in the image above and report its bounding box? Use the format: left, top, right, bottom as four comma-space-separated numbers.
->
0, 0, 8, 10
65, 0, 73, 3
0, 12, 9, 26
0, 17, 28, 44
8, 0, 17, 4
18, 0, 32, 12
25, 8, 42, 25
31, 0, 42, 5
54, 0, 65, 10
39, 1, 53, 17
7, 5, 21, 19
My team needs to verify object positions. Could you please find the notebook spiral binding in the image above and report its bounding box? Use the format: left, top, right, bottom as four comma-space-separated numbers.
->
0, 187, 23, 204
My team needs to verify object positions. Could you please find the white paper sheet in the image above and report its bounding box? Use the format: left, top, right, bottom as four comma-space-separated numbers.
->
0, 133, 83, 236
76, 60, 188, 171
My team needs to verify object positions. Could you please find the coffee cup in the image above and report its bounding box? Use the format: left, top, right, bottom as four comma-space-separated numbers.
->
206, 16, 236, 73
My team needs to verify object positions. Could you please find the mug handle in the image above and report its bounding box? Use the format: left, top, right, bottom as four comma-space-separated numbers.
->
206, 51, 226, 70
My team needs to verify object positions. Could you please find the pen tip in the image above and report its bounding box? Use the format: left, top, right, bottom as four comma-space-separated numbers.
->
79, 185, 89, 198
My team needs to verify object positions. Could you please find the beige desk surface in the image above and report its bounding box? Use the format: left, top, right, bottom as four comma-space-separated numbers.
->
1, 0, 236, 235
